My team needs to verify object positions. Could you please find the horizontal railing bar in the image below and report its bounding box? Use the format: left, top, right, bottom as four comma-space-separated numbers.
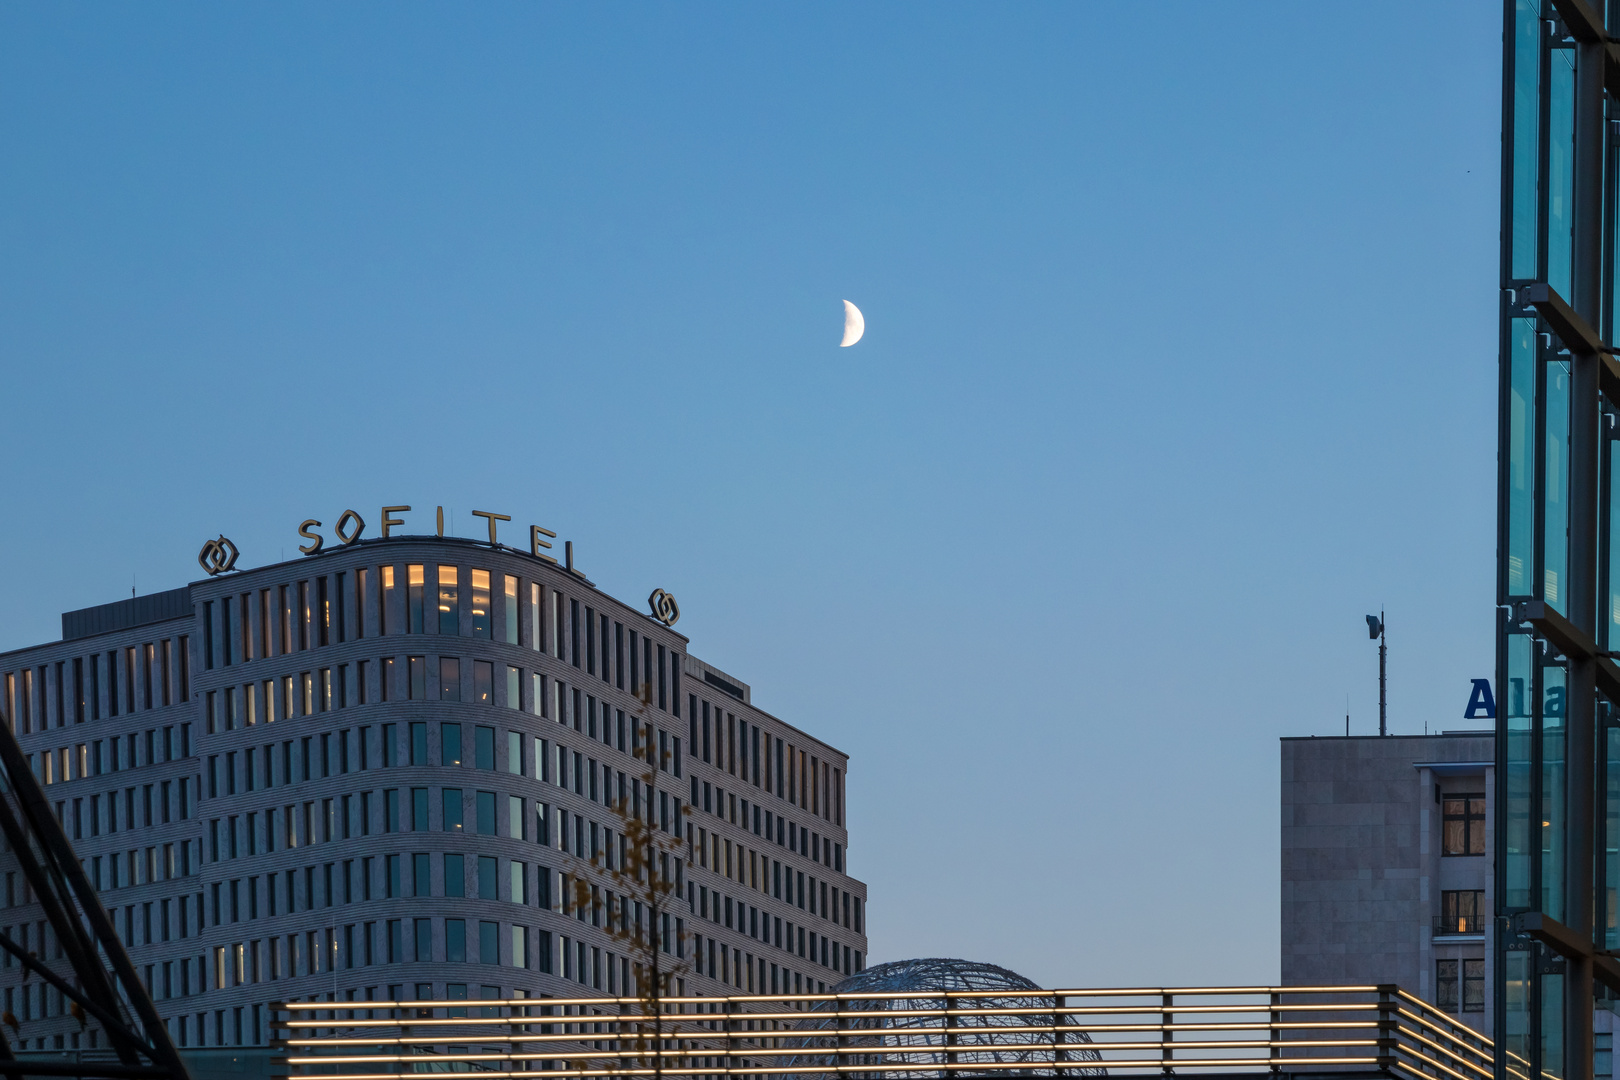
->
274, 985, 1393, 1011
282, 1054, 1393, 1077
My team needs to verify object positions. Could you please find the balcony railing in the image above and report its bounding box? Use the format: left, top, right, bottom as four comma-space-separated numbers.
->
272, 984, 1501, 1080
1433, 913, 1484, 935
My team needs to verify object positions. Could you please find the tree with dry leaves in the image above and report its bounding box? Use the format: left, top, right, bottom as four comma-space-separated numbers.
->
565, 682, 690, 1080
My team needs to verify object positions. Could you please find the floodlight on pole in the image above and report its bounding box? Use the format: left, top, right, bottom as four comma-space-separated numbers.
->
1366, 612, 1386, 736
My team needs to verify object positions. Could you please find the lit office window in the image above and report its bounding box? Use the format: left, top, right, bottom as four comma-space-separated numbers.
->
438, 567, 459, 636
407, 566, 425, 633
471, 571, 491, 639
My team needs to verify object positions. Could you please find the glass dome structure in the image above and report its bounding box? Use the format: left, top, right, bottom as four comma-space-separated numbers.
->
777, 957, 1105, 1078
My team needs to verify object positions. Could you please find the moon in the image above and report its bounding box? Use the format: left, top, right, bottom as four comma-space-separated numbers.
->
840, 300, 865, 347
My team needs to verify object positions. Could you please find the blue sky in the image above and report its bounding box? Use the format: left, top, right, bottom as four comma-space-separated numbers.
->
0, 3, 1500, 985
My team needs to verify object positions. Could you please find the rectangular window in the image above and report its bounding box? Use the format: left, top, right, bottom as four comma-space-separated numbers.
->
438, 566, 459, 636
508, 795, 523, 839
507, 667, 520, 711
403, 787, 426, 832
473, 661, 493, 705
411, 723, 427, 766
443, 789, 463, 831
1461, 959, 1483, 1012
443, 723, 462, 766
480, 920, 498, 964
508, 732, 522, 775
444, 854, 464, 898
1437, 959, 1459, 1010
446, 919, 466, 963
510, 860, 527, 904
471, 570, 491, 639
408, 658, 426, 701
504, 576, 520, 645
407, 566, 425, 633
475, 726, 495, 769
355, 567, 367, 639
440, 659, 460, 702
1440, 890, 1485, 934
476, 791, 495, 835
381, 567, 395, 634
530, 583, 542, 652
414, 854, 431, 898
1442, 794, 1487, 856
478, 855, 497, 899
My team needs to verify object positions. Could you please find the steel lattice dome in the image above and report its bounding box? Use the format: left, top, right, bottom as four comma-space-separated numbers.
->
777, 958, 1105, 1078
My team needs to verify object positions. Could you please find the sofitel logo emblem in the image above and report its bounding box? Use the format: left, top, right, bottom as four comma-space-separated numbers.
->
197, 536, 240, 576
648, 589, 680, 627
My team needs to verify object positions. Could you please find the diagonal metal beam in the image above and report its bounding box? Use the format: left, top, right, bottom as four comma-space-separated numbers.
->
0, 786, 141, 1067
1514, 912, 1620, 992
0, 712, 187, 1080
1521, 283, 1620, 404
1514, 600, 1620, 702
0, 933, 147, 1053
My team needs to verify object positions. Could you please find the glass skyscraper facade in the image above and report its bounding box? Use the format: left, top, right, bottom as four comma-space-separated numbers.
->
1497, 3, 1620, 1079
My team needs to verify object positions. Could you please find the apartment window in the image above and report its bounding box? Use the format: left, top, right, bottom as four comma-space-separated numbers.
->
480, 920, 498, 964
445, 854, 464, 898
438, 567, 459, 636
407, 566, 425, 633
1442, 794, 1486, 856
443, 789, 464, 831
476, 791, 495, 835
471, 571, 491, 639
440, 659, 460, 702
473, 662, 493, 705
507, 667, 521, 711
475, 727, 495, 770
443, 724, 463, 766
411, 723, 428, 766
507, 732, 522, 775
414, 854, 431, 898
1439, 890, 1485, 934
408, 658, 426, 701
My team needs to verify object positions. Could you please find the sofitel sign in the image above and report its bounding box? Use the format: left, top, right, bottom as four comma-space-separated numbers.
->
196, 504, 584, 578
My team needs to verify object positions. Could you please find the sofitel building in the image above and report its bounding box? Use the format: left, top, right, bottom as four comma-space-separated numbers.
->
0, 525, 868, 1055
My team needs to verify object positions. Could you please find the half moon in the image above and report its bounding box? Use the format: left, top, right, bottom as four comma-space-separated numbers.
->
840, 300, 865, 347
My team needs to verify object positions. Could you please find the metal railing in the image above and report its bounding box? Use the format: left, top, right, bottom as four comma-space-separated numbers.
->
1431, 914, 1485, 936
271, 984, 1500, 1080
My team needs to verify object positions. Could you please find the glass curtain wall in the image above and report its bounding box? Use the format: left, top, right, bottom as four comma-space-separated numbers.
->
1498, 2, 1620, 1077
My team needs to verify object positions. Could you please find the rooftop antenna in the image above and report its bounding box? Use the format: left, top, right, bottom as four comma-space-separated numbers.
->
1365, 612, 1387, 736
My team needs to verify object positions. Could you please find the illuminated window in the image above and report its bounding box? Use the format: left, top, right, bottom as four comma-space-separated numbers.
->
407, 566, 425, 633
438, 566, 459, 636
471, 570, 491, 639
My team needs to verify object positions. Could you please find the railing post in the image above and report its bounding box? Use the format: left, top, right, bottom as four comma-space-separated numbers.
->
723, 998, 732, 1080
1376, 986, 1397, 1077
945, 992, 959, 1076
1269, 991, 1281, 1073
1161, 993, 1174, 1075
1054, 993, 1068, 1078
836, 993, 847, 1080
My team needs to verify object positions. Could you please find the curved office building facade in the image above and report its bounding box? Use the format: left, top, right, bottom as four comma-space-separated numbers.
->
0, 526, 867, 1054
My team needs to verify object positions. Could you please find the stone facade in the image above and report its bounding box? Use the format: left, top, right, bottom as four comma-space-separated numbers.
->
1281, 733, 1492, 1033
